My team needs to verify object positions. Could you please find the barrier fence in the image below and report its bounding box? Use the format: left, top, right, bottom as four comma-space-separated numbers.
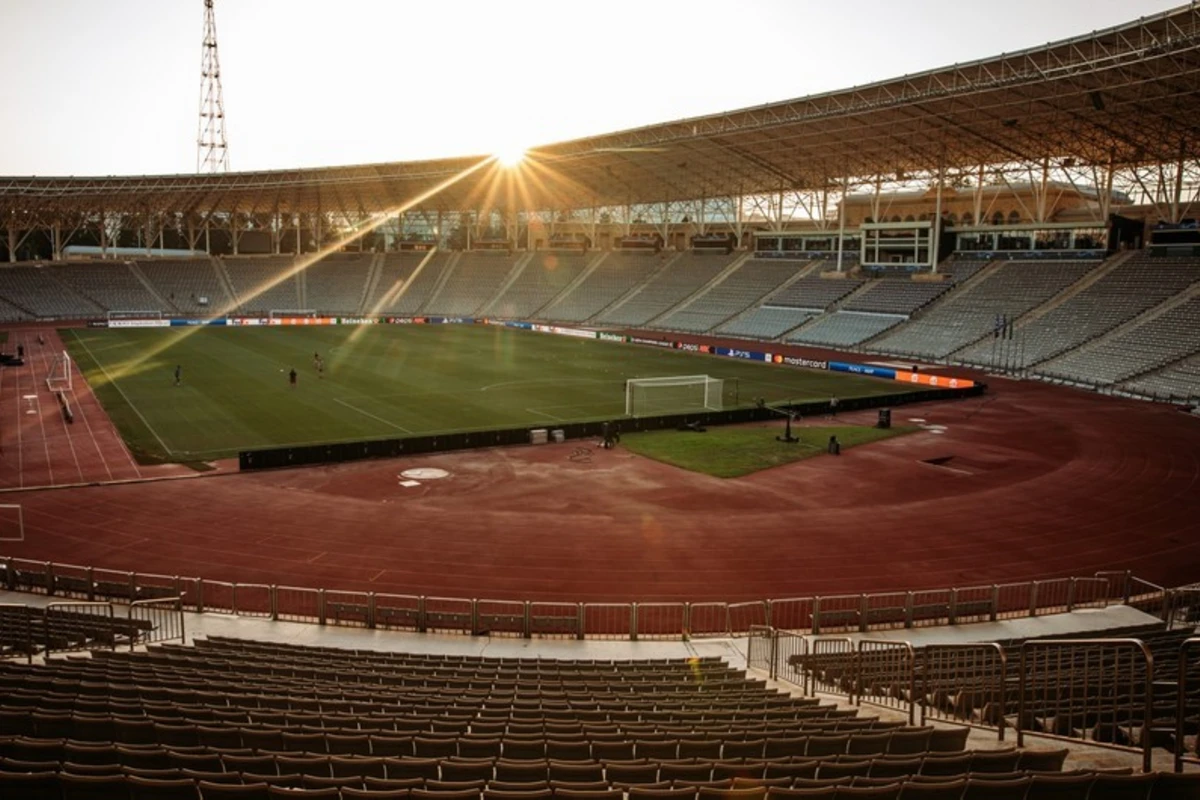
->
856, 640, 916, 725
772, 630, 807, 687
919, 643, 1007, 740
45, 600, 115, 655
747, 624, 774, 675
0, 560, 1174, 640
753, 629, 1200, 771
0, 603, 34, 663
1177, 638, 1200, 772
1017, 638, 1155, 773
803, 637, 856, 697
128, 596, 185, 649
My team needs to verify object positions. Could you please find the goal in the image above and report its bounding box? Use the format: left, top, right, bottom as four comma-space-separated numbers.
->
45, 350, 73, 392
625, 375, 725, 417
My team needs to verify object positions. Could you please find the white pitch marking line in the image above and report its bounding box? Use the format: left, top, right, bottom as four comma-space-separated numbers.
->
68, 329, 175, 458
525, 407, 566, 422
333, 397, 413, 434
53, 327, 134, 476
25, 338, 55, 486
480, 377, 609, 392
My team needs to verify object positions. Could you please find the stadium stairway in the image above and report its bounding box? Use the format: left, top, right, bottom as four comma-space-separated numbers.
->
1035, 279, 1200, 382
385, 249, 447, 314
297, 260, 308, 308
584, 252, 683, 325
126, 261, 177, 314
418, 252, 463, 315
849, 265, 1000, 351
948, 252, 1128, 366
357, 253, 386, 315
777, 276, 878, 343
40, 268, 106, 317
531, 251, 611, 320
643, 252, 754, 330
212, 256, 242, 313
715, 262, 824, 339
1120, 350, 1200, 402
476, 252, 536, 318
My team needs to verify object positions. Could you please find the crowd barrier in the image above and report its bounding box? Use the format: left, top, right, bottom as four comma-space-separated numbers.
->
756, 626, 1196, 772
3, 559, 1196, 771
0, 598, 185, 660
0, 559, 1161, 641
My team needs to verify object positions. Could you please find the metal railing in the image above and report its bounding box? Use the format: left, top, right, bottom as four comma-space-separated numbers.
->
772, 629, 807, 687
44, 600, 116, 655
0, 603, 35, 663
0, 555, 1177, 640
747, 624, 774, 675
1164, 587, 1200, 631
128, 595, 186, 649
856, 639, 916, 724
802, 637, 856, 697
1177, 637, 1200, 773
920, 643, 1007, 740
1017, 638, 1155, 773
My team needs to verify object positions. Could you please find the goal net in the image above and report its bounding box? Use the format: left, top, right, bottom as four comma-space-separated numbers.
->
46, 350, 73, 392
625, 375, 725, 417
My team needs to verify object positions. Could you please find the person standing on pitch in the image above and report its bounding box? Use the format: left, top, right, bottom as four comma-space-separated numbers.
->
174, 365, 182, 387
289, 367, 297, 389
829, 396, 839, 418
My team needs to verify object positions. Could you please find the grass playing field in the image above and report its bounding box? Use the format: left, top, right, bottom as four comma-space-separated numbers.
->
621, 424, 917, 478
63, 324, 917, 463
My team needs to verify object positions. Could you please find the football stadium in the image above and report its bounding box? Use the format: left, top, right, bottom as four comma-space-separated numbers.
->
1, 0, 1200, 793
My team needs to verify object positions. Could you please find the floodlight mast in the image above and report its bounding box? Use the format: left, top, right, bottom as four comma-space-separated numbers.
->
197, 0, 230, 173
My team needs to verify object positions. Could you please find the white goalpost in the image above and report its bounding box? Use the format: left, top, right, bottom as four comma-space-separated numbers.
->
625, 375, 725, 418
46, 350, 73, 392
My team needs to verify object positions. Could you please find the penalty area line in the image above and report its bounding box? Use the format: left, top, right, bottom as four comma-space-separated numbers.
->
525, 407, 566, 422
333, 397, 413, 434
67, 330, 176, 458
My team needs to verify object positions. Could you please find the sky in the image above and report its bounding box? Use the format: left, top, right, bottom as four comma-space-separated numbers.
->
0, 0, 1185, 176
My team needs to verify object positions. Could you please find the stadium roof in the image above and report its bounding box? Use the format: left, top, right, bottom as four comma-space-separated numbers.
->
3, 3, 1199, 220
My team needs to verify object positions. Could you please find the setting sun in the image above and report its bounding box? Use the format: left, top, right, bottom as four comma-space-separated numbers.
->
495, 145, 527, 167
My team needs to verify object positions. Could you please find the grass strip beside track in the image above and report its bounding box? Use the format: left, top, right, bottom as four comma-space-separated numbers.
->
621, 423, 918, 478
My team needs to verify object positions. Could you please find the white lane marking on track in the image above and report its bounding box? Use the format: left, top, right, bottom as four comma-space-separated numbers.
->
33, 336, 84, 483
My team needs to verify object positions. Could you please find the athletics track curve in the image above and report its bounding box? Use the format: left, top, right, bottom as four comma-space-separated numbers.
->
1, 334, 1198, 603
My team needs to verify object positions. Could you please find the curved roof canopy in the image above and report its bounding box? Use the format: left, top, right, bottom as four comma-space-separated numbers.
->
3, 3, 1199, 219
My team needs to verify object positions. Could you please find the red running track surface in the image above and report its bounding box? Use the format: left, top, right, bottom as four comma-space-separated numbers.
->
0, 327, 196, 489
0, 360, 1197, 603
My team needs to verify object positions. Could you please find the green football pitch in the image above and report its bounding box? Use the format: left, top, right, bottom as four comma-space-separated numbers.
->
63, 324, 914, 463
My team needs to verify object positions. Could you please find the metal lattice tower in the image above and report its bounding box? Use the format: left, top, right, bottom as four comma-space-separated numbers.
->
197, 0, 230, 173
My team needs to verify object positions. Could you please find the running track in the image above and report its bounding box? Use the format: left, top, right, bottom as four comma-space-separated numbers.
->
0, 328, 194, 491
0, 331, 1198, 602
